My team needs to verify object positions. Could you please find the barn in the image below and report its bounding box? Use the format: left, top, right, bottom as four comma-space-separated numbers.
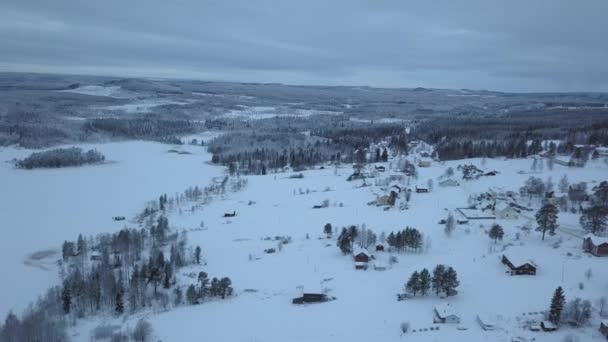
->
353, 248, 372, 269
583, 234, 608, 257
502, 254, 537, 275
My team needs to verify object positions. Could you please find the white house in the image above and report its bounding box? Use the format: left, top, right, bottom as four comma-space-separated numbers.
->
434, 303, 460, 324
494, 202, 518, 219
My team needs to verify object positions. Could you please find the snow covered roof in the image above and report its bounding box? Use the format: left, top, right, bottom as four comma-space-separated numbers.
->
494, 201, 512, 211
541, 321, 556, 329
434, 303, 459, 318
476, 313, 495, 326
353, 247, 371, 257
503, 254, 536, 268
584, 234, 608, 246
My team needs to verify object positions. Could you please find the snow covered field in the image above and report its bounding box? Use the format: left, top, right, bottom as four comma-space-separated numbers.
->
223, 105, 342, 120
63, 155, 608, 341
2, 140, 607, 341
0, 140, 221, 317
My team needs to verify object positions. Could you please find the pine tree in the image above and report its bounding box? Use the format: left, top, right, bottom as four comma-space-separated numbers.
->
186, 284, 198, 305
194, 245, 202, 265
549, 286, 566, 325
76, 234, 86, 256
536, 203, 559, 240
445, 214, 455, 237
324, 223, 333, 236
419, 268, 431, 296
442, 267, 459, 297
489, 223, 504, 243
381, 148, 389, 162
559, 175, 569, 194
173, 287, 183, 306
406, 271, 421, 296
61, 286, 71, 314
115, 290, 124, 315
337, 228, 353, 254
163, 263, 173, 289
580, 205, 608, 234
432, 265, 446, 295
198, 271, 209, 299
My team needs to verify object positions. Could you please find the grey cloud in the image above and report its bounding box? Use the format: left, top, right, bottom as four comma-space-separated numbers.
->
0, 0, 607, 92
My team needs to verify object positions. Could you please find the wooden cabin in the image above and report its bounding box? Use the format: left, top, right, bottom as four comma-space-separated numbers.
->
502, 254, 537, 275
583, 234, 608, 257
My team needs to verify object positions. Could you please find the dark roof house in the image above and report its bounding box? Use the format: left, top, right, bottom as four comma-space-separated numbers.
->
583, 234, 608, 257
502, 254, 537, 275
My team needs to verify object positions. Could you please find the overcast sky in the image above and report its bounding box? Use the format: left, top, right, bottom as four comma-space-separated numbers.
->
1, 1, 607, 92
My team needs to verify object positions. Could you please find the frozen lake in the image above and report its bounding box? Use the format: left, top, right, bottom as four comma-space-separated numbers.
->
0, 140, 222, 316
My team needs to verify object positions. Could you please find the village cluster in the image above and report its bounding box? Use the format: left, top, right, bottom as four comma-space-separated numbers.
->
277, 140, 608, 341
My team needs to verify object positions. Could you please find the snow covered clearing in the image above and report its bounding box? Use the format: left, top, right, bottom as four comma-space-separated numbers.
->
222, 106, 342, 120
54, 154, 608, 341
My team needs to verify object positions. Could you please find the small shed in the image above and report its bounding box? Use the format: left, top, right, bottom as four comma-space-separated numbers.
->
292, 293, 328, 304
583, 234, 608, 257
502, 254, 537, 275
433, 303, 461, 324
540, 321, 557, 332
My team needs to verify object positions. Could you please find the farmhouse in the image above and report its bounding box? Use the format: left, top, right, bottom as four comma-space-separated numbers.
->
583, 234, 608, 257
502, 254, 537, 275
433, 303, 461, 324
600, 320, 608, 339
494, 202, 519, 220
456, 208, 496, 220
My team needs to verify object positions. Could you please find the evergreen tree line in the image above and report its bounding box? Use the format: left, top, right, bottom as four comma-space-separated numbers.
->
0, 214, 225, 341
208, 124, 408, 175
15, 147, 105, 169
405, 265, 459, 297
184, 272, 234, 305
83, 117, 200, 143
386, 227, 423, 252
